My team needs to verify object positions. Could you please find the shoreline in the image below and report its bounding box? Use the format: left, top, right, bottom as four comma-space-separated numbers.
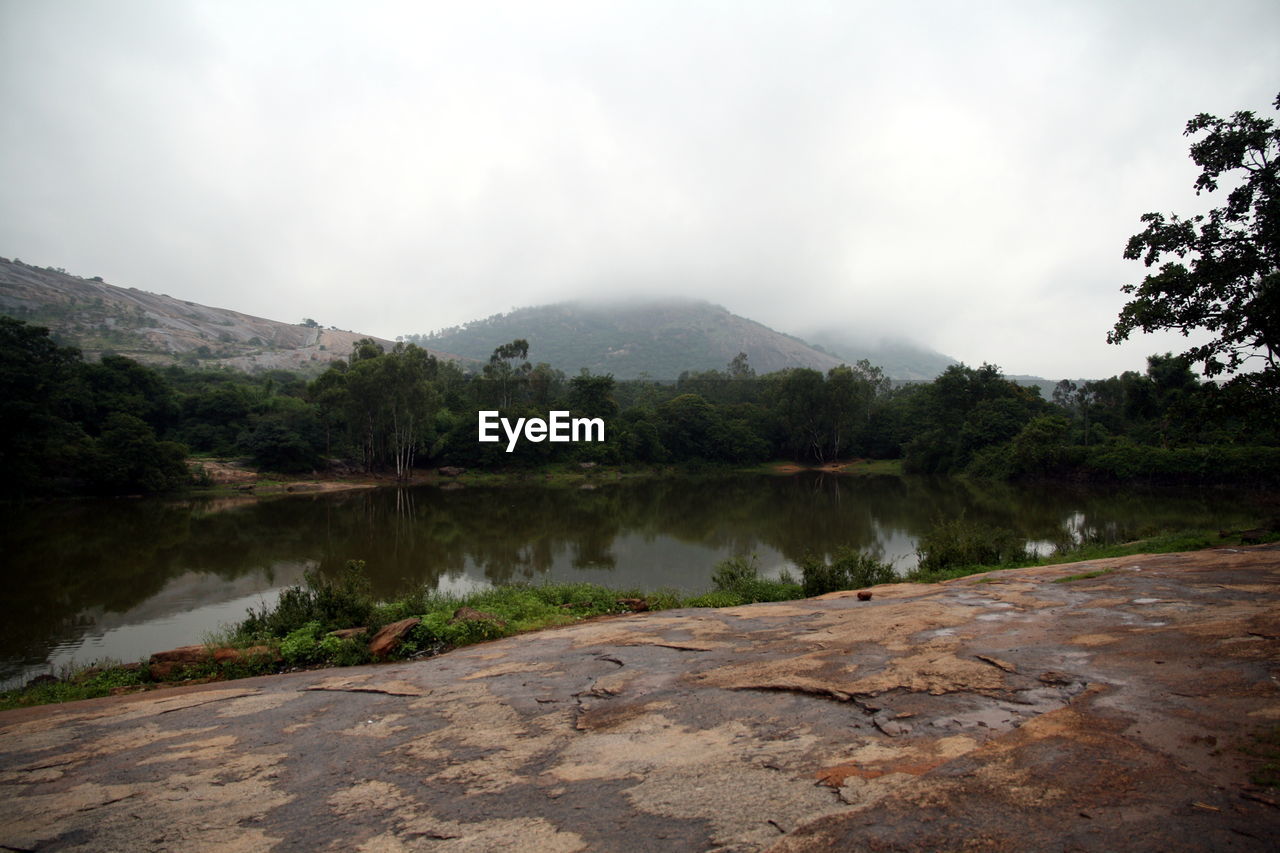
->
185, 456, 907, 498
4, 545, 1277, 850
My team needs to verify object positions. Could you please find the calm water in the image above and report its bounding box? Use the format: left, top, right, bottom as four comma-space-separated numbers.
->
1, 473, 1265, 688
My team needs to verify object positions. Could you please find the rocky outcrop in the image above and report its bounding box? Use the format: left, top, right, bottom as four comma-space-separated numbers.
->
147, 645, 210, 680
366, 617, 420, 660
4, 546, 1279, 851
0, 257, 476, 373
149, 644, 279, 679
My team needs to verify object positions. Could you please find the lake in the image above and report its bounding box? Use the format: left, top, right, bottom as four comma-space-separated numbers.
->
1, 472, 1264, 688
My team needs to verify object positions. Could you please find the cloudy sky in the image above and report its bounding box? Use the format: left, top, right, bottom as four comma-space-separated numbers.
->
1, 0, 1277, 378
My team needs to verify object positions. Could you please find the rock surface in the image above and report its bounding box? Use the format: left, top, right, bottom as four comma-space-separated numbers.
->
367, 618, 421, 660
2, 546, 1279, 851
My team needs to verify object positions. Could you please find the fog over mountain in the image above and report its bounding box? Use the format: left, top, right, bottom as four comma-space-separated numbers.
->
1, 2, 1276, 378
409, 298, 956, 380
1, 257, 955, 380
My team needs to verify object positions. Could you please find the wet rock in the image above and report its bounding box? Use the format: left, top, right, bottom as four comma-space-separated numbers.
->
616, 598, 649, 612
148, 644, 210, 680
1038, 670, 1075, 685
367, 618, 421, 659
9, 547, 1280, 852
872, 713, 913, 737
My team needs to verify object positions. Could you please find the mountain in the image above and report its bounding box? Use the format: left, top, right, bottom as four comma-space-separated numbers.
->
0, 257, 470, 372
799, 330, 957, 382
407, 298, 958, 380
0, 256, 959, 380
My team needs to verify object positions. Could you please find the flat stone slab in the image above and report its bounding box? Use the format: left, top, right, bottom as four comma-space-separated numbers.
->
2, 546, 1279, 851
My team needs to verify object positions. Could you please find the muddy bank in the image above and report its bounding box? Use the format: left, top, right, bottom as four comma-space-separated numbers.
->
2, 547, 1278, 851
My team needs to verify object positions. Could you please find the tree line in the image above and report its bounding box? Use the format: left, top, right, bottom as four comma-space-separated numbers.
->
4, 313, 1279, 499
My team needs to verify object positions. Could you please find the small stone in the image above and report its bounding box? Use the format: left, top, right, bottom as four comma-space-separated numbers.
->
857, 590, 873, 601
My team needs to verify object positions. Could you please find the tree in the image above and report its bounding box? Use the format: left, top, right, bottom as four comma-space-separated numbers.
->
340, 343, 439, 476
0, 317, 89, 495
483, 339, 531, 409
1109, 92, 1280, 386
89, 412, 189, 493
568, 370, 617, 419
727, 352, 755, 379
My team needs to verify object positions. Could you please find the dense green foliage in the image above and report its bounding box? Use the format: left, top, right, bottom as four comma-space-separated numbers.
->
0, 318, 190, 496
230, 553, 890, 655
798, 548, 898, 596
4, 310, 1279, 498
1110, 92, 1279, 389
910, 518, 1030, 579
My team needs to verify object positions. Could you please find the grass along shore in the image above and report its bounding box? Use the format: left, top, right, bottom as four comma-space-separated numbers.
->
185, 456, 907, 498
4, 521, 1276, 712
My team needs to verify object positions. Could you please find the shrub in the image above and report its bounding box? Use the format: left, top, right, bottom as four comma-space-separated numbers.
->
912, 518, 1028, 577
799, 548, 897, 596
240, 560, 376, 640
710, 555, 803, 603
279, 621, 324, 665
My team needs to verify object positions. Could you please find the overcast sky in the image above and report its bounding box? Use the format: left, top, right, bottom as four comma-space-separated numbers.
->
1, 1, 1277, 378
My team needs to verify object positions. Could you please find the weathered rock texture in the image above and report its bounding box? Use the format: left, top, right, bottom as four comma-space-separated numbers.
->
0, 257, 475, 373
2, 547, 1279, 851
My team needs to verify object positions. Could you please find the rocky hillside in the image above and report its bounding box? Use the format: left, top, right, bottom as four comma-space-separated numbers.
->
0, 257, 470, 372
409, 299, 957, 380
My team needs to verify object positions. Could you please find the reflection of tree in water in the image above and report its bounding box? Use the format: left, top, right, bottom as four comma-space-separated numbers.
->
1, 496, 339, 669
311, 485, 628, 587
4, 475, 1263, 676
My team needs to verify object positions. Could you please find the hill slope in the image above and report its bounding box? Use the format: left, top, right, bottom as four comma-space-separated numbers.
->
800, 330, 957, 381
0, 257, 469, 372
409, 299, 956, 380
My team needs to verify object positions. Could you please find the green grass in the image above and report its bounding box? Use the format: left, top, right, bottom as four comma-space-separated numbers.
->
912, 526, 1275, 585
0, 662, 148, 711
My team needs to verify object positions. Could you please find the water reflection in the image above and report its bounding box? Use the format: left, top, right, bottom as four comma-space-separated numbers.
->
1, 473, 1260, 686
